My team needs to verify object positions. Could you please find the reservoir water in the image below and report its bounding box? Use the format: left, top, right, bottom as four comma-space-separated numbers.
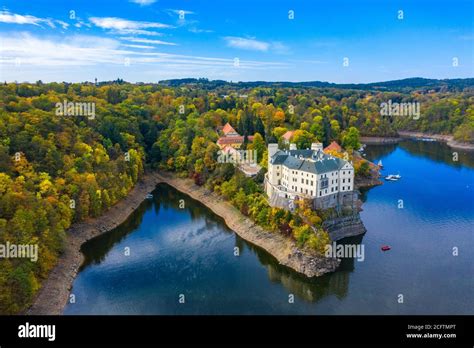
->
64, 140, 474, 315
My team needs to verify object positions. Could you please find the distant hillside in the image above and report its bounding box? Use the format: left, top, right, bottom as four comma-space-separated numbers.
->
158, 77, 474, 92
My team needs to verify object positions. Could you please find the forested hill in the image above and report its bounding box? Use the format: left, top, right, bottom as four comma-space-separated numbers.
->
0, 80, 473, 313
158, 77, 474, 93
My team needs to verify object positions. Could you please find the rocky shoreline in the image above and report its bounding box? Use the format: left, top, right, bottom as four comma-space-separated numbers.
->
153, 173, 341, 279
28, 171, 347, 315
397, 131, 474, 151
27, 172, 164, 315
360, 132, 474, 151
323, 214, 367, 241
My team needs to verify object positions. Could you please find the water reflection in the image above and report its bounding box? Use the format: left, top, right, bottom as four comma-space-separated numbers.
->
79, 183, 354, 306
68, 141, 474, 314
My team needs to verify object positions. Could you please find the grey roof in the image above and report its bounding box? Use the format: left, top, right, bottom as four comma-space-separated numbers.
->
270, 149, 350, 174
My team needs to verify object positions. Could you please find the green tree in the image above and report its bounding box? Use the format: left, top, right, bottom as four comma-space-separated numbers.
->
342, 127, 361, 150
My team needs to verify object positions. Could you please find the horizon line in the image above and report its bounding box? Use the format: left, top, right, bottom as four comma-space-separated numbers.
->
4, 76, 474, 85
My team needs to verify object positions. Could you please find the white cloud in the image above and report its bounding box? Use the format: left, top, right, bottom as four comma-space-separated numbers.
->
129, 0, 157, 5
56, 20, 70, 30
0, 10, 70, 29
0, 10, 50, 26
111, 29, 163, 36
224, 36, 290, 54
224, 36, 270, 52
0, 33, 125, 66
120, 37, 177, 46
0, 33, 289, 82
89, 17, 171, 31
121, 44, 155, 49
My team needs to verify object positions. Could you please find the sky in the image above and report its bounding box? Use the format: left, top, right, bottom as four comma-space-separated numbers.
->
0, 0, 472, 83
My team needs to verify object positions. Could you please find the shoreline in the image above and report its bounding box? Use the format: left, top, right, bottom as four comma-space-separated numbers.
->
397, 131, 474, 151
361, 132, 474, 151
27, 171, 341, 315
27, 172, 164, 315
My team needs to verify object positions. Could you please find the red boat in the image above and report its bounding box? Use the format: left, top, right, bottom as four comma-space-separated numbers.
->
381, 245, 391, 251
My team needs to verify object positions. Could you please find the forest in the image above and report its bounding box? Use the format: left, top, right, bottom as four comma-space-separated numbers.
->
0, 78, 472, 314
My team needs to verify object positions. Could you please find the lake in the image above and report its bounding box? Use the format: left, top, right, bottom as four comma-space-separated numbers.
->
64, 140, 474, 315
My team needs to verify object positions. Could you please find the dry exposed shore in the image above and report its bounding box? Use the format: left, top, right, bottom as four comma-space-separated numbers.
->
27, 172, 164, 315
360, 132, 474, 151
398, 131, 474, 151
28, 172, 340, 315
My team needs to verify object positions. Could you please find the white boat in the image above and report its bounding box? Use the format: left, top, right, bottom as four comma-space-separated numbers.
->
146, 193, 153, 199
378, 160, 383, 168
385, 174, 401, 181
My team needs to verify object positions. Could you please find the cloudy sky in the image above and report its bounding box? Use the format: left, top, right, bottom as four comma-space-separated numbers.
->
0, 0, 472, 83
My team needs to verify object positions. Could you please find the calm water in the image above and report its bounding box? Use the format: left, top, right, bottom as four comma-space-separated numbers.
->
64, 140, 474, 315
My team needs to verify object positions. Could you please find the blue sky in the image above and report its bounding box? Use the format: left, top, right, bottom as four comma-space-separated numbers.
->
0, 0, 472, 83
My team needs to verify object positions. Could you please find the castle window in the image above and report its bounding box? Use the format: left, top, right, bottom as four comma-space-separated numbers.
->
348, 178, 351, 183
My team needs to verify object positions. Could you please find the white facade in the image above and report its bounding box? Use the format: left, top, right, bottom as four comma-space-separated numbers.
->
265, 143, 354, 207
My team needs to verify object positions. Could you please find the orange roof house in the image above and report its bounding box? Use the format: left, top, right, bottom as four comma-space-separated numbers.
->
282, 130, 295, 143
222, 123, 239, 136
217, 135, 254, 148
324, 141, 342, 153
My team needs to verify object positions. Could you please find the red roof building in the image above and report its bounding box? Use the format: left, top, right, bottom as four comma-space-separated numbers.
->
282, 130, 295, 143
324, 141, 342, 153
222, 123, 239, 136
217, 135, 254, 148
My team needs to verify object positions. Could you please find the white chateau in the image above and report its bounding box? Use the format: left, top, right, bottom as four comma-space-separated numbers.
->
265, 143, 356, 210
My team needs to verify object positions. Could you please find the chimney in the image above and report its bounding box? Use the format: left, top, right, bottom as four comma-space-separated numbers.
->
311, 142, 323, 152
268, 143, 279, 163
289, 143, 297, 150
